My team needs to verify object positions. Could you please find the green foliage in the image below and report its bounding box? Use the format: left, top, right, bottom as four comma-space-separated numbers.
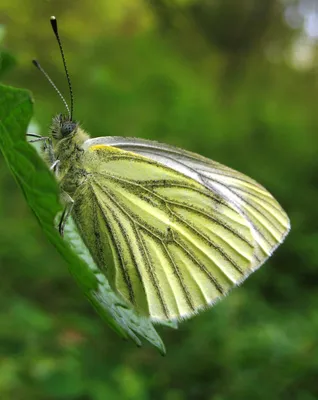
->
0, 83, 165, 354
0, 1, 317, 399
0, 51, 16, 79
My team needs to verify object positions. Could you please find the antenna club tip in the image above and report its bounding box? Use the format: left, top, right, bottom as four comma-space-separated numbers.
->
32, 59, 40, 67
50, 16, 58, 33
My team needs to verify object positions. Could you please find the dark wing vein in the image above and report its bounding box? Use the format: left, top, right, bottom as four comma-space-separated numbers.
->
205, 176, 284, 240
162, 197, 254, 249
227, 185, 286, 218
174, 239, 225, 295
92, 189, 136, 305
161, 241, 196, 312
93, 177, 171, 319
168, 205, 245, 276
134, 228, 170, 320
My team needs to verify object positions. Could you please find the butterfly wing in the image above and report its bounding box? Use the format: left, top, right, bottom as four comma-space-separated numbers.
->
84, 137, 290, 269
74, 141, 261, 322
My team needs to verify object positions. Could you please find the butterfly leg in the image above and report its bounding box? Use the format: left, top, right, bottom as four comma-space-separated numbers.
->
27, 133, 59, 174
50, 159, 60, 175
27, 133, 50, 143
58, 192, 74, 237
26, 133, 43, 139
27, 134, 68, 234
45, 137, 57, 167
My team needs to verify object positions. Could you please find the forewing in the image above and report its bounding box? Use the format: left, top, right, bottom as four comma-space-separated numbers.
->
84, 137, 290, 269
76, 144, 256, 322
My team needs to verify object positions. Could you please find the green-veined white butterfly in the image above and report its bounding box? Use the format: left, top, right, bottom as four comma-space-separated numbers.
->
29, 16, 290, 323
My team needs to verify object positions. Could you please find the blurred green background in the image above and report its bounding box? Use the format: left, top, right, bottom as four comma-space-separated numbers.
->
0, 1, 317, 399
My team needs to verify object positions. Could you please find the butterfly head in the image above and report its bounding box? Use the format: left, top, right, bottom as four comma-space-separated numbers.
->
51, 113, 78, 139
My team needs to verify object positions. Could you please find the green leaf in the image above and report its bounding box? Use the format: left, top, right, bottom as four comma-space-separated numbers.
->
0, 83, 166, 355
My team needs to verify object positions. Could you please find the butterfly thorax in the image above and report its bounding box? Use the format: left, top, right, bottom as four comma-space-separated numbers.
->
49, 114, 90, 195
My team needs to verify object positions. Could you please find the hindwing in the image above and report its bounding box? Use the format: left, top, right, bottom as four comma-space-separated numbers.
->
70, 142, 274, 322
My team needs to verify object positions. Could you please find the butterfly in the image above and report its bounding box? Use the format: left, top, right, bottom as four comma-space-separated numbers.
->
28, 16, 290, 323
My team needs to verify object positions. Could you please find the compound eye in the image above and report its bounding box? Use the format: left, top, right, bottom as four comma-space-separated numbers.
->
61, 122, 77, 136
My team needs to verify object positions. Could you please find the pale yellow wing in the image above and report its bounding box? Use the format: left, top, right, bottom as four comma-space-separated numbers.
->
72, 144, 258, 322
84, 137, 290, 269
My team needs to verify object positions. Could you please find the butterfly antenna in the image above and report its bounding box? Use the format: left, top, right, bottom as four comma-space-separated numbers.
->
50, 16, 74, 120
32, 59, 71, 117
